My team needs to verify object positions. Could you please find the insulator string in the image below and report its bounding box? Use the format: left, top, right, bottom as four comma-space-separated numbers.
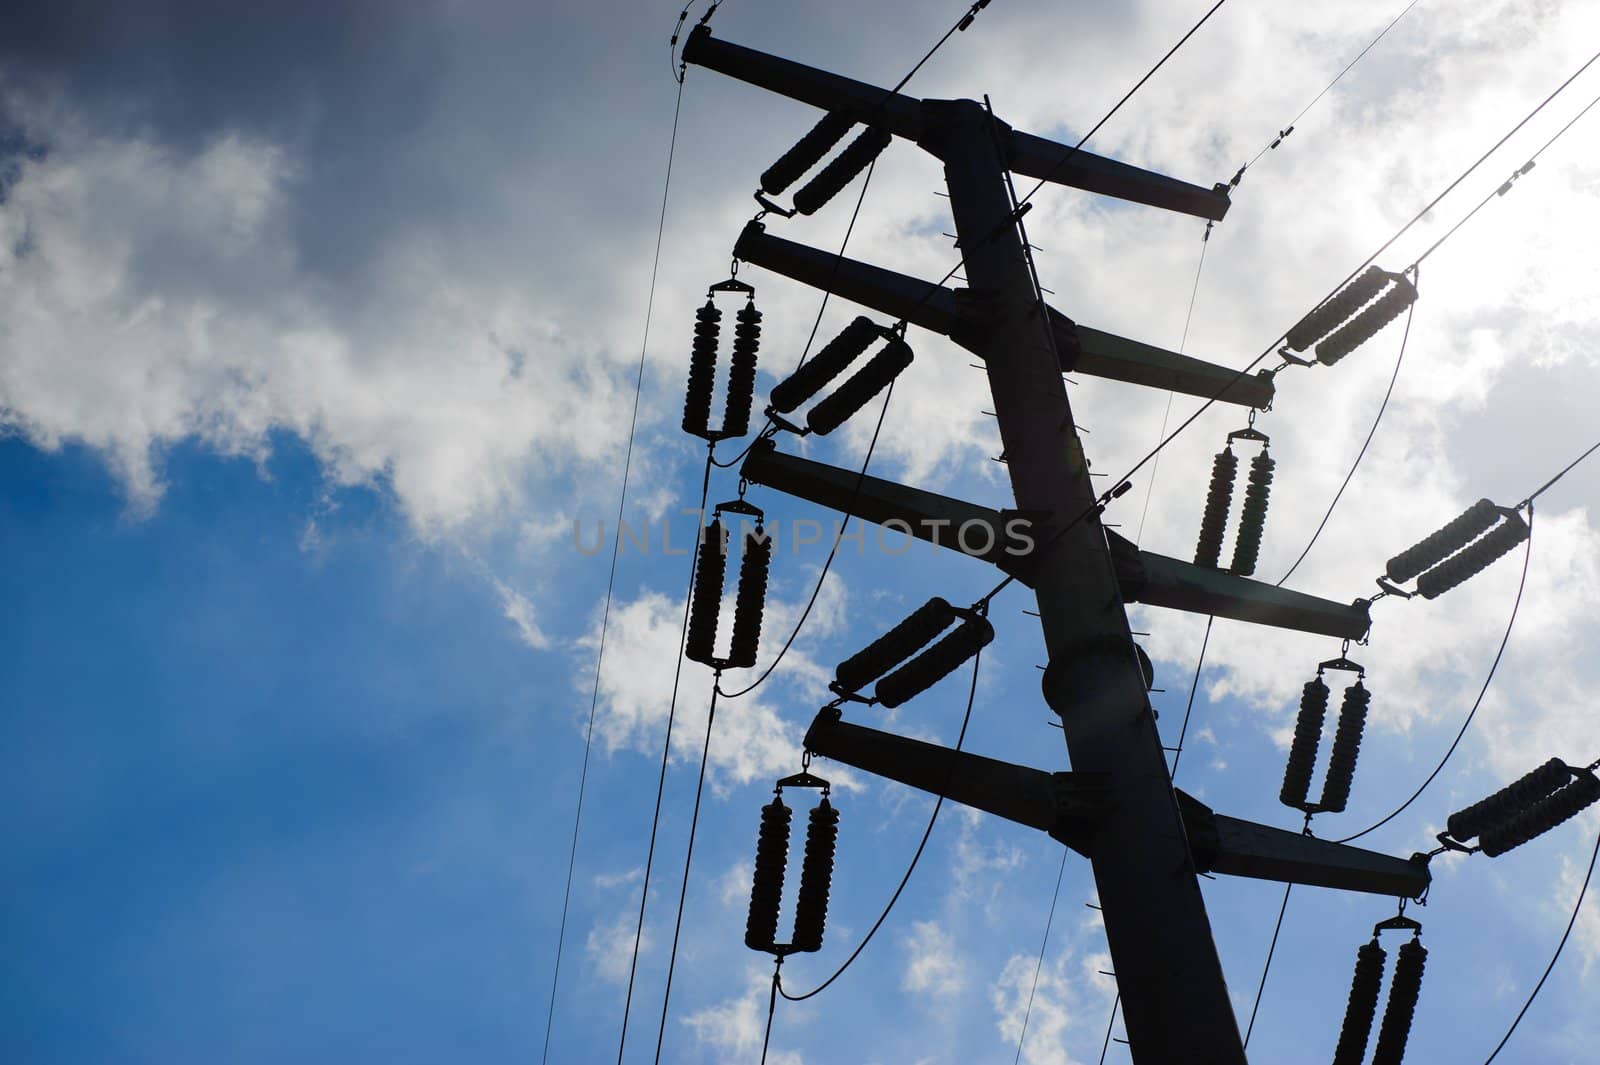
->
777, 646, 983, 1002
1333, 508, 1534, 844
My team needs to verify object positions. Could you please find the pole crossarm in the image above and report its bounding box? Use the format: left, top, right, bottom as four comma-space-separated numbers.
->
734, 221, 1274, 407
805, 709, 1431, 899
682, 26, 1232, 220
740, 441, 1372, 640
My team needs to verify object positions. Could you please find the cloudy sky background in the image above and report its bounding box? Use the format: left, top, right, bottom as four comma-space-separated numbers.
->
3, 0, 1599, 1061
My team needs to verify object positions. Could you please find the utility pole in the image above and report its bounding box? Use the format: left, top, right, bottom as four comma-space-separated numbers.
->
684, 25, 1425, 1063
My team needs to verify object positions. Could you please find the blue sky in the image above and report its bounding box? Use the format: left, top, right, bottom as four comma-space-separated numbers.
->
4, 1, 1600, 1063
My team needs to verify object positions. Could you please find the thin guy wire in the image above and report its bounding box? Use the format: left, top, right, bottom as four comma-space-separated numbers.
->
1332, 507, 1534, 844
1012, 848, 1069, 1064
1134, 222, 1210, 548
542, 68, 687, 1065
1168, 614, 1215, 778
777, 646, 984, 1002
1096, 994, 1121, 1064
1521, 434, 1600, 508
1275, 281, 1417, 586
759, 964, 782, 1065
615, 450, 715, 1064
1240, 0, 1424, 174
653, 678, 722, 1063
1242, 883, 1293, 1048
1482, 821, 1600, 1063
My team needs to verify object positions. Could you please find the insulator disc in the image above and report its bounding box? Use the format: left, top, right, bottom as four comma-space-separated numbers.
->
761, 111, 856, 195
1332, 939, 1386, 1065
874, 614, 994, 709
721, 301, 762, 439
685, 521, 726, 667
835, 597, 957, 694
745, 797, 792, 954
1194, 448, 1237, 568
790, 799, 840, 953
1371, 938, 1427, 1065
1319, 681, 1370, 814
1281, 676, 1329, 810
1315, 277, 1418, 367
1447, 757, 1570, 843
1229, 449, 1275, 577
805, 336, 913, 436
727, 527, 772, 670
1479, 771, 1600, 857
1285, 266, 1388, 352
792, 126, 893, 216
770, 316, 877, 414
683, 300, 721, 439
1415, 512, 1528, 599
1385, 498, 1500, 584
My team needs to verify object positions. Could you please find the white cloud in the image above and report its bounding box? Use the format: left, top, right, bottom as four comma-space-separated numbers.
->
902, 919, 966, 997
681, 964, 804, 1065
585, 907, 649, 985
494, 578, 550, 650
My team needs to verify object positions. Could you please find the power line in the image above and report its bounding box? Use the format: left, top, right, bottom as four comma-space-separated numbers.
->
541, 58, 689, 1065
1482, 821, 1600, 1063
614, 451, 716, 1065
1014, 0, 1233, 212
1521, 432, 1600, 508
653, 678, 723, 1063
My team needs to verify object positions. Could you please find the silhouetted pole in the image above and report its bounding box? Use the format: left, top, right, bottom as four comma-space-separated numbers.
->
926, 99, 1247, 1062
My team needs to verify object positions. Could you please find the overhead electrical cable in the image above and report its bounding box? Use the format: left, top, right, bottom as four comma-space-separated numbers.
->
613, 452, 715, 1065
542, 46, 690, 1065
1242, 883, 1294, 1048
1481, 822, 1600, 1063
1011, 849, 1069, 1064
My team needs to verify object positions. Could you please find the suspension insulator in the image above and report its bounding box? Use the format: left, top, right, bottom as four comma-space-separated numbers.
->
1229, 448, 1275, 576
1370, 938, 1427, 1065
834, 597, 957, 694
1332, 939, 1386, 1065
769, 316, 878, 414
792, 126, 893, 216
682, 299, 721, 439
685, 520, 726, 667
874, 615, 995, 709
745, 797, 792, 954
1193, 448, 1237, 568
761, 111, 856, 195
1414, 511, 1529, 600
1446, 757, 1571, 842
790, 798, 840, 953
726, 526, 772, 670
1315, 276, 1418, 367
1281, 676, 1330, 810
721, 302, 763, 440
1320, 681, 1370, 814
805, 336, 914, 436
1479, 771, 1600, 857
1285, 266, 1389, 352
1385, 499, 1500, 584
